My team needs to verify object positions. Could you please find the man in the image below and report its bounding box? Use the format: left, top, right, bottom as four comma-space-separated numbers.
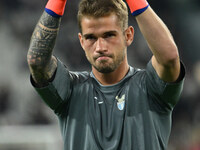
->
27, 0, 185, 149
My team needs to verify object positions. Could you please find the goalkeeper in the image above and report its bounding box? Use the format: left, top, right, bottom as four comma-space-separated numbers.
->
27, 0, 185, 149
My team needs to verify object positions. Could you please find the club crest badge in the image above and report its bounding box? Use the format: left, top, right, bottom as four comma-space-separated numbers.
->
116, 94, 125, 110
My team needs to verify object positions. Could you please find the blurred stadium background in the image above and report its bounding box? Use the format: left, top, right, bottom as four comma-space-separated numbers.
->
0, 0, 200, 149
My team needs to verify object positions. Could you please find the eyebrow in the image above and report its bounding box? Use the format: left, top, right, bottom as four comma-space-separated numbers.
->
83, 33, 95, 39
103, 31, 117, 36
83, 30, 117, 38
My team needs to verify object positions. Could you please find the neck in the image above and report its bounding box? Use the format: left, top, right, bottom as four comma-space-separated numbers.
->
92, 60, 129, 85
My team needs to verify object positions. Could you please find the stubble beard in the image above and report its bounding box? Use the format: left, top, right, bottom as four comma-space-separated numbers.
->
88, 50, 126, 74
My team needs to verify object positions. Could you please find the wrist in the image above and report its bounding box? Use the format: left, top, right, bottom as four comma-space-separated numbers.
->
126, 0, 149, 16
45, 0, 67, 17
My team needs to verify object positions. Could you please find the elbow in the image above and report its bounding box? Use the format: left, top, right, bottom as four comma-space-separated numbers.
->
163, 44, 180, 67
27, 50, 46, 71
157, 42, 179, 68
27, 51, 37, 69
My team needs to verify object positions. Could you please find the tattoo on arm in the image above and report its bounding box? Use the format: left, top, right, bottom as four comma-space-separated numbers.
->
27, 12, 61, 86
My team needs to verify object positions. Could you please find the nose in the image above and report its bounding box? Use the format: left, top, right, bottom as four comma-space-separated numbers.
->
95, 38, 107, 53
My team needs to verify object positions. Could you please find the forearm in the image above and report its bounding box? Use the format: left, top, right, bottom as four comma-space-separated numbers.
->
27, 11, 61, 86
136, 7, 179, 65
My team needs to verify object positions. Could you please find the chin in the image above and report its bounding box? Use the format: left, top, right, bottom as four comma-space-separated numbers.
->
94, 65, 116, 74
98, 68, 114, 74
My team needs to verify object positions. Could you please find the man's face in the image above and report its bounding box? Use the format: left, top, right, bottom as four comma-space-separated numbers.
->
79, 14, 133, 73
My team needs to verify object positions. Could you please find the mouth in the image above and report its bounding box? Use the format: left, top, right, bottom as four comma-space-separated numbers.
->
96, 56, 110, 61
94, 54, 112, 61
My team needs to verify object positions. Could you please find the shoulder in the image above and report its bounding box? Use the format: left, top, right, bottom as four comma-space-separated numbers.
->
69, 71, 90, 85
56, 58, 90, 84
128, 66, 147, 83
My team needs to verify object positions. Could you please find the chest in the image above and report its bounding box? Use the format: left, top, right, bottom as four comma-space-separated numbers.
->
61, 81, 168, 150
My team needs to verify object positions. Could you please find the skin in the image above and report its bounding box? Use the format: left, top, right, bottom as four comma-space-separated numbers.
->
136, 7, 180, 82
27, 6, 180, 87
79, 13, 134, 85
78, 8, 180, 85
27, 12, 59, 87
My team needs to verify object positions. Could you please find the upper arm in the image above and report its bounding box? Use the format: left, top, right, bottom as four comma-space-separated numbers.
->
151, 55, 180, 83
136, 7, 181, 83
145, 60, 185, 112
32, 59, 72, 115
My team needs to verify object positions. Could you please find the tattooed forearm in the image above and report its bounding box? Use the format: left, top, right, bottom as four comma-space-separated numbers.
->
27, 11, 61, 86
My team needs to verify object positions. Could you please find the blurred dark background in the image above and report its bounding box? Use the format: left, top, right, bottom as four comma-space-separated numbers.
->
0, 0, 200, 149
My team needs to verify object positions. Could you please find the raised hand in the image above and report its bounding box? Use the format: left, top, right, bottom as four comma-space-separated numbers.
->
125, 0, 149, 16
45, 0, 67, 17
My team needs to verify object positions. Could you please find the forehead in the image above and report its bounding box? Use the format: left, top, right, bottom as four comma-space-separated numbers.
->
80, 14, 122, 34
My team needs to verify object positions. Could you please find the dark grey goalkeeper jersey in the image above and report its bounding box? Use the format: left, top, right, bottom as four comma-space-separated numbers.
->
32, 59, 185, 150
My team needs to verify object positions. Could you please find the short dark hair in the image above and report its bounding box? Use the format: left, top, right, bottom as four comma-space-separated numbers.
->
77, 0, 128, 33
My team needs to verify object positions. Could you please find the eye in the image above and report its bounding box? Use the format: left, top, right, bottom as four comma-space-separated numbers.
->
104, 32, 116, 38
85, 35, 97, 40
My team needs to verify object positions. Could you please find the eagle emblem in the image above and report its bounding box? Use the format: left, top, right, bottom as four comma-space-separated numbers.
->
116, 94, 125, 110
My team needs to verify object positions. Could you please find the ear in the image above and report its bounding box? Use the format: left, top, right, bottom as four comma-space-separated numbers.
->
78, 33, 85, 51
125, 26, 134, 46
